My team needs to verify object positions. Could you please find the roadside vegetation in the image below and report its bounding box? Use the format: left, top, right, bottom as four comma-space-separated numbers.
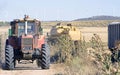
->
49, 34, 120, 75
0, 33, 7, 64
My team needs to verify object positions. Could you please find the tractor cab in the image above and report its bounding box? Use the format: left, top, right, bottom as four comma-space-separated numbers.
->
9, 15, 42, 37
17, 21, 35, 36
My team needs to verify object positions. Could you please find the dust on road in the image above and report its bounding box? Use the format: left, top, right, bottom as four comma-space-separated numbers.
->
0, 61, 65, 75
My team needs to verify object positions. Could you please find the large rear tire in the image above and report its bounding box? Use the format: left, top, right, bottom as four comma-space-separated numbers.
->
5, 45, 15, 70
41, 44, 50, 69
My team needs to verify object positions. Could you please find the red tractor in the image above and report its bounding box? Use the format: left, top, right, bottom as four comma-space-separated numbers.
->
5, 15, 50, 70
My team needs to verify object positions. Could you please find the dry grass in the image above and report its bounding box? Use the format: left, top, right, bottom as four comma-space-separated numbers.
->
49, 33, 99, 75
42, 20, 120, 28
0, 32, 8, 64
49, 33, 120, 75
70, 20, 120, 27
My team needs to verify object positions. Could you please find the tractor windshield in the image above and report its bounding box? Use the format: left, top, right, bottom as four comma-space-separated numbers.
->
18, 22, 35, 36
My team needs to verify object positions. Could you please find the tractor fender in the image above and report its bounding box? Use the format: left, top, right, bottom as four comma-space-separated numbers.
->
37, 35, 45, 48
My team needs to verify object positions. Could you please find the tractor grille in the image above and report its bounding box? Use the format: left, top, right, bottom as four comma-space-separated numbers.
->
22, 38, 33, 45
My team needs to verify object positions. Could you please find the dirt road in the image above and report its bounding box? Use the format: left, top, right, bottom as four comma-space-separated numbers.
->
0, 61, 65, 75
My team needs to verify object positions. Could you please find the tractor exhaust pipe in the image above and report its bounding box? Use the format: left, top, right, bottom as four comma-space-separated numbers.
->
25, 21, 27, 35
24, 15, 29, 35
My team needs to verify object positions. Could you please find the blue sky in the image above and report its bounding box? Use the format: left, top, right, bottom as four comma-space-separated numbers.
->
0, 0, 120, 21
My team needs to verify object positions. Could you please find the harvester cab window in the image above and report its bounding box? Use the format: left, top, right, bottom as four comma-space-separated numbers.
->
18, 22, 35, 36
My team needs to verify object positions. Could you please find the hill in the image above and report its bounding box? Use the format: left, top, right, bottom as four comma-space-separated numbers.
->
74, 15, 120, 21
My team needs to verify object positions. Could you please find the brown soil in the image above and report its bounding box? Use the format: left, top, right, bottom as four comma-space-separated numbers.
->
0, 62, 65, 75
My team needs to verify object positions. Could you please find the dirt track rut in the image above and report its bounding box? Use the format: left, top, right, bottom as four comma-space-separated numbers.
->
0, 61, 65, 75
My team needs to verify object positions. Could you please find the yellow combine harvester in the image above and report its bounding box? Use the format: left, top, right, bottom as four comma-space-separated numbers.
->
48, 23, 82, 45
48, 23, 82, 61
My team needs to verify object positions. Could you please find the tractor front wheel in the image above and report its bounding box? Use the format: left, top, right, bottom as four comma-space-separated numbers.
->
41, 44, 50, 69
5, 45, 15, 70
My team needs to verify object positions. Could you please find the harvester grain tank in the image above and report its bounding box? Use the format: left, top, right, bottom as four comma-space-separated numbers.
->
49, 23, 82, 43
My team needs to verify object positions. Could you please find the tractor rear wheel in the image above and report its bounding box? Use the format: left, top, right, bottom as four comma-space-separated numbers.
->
5, 45, 15, 70
41, 44, 50, 69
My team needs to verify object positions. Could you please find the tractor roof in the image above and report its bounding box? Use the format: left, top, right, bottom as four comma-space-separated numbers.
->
12, 15, 40, 22
10, 15, 40, 26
